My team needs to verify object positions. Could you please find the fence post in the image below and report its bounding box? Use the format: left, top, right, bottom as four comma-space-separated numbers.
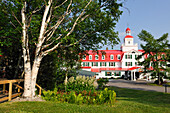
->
3, 84, 5, 94
39, 87, 41, 96
9, 81, 12, 101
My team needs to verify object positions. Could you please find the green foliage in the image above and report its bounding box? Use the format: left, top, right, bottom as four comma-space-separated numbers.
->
96, 88, 116, 104
42, 88, 116, 105
1, 87, 170, 113
97, 78, 109, 89
66, 75, 96, 92
37, 49, 80, 90
137, 30, 169, 84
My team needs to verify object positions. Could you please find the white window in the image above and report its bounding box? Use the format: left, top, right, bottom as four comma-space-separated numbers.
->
102, 55, 105, 60
110, 55, 114, 60
82, 55, 86, 60
117, 55, 121, 60
95, 55, 99, 60
110, 62, 115, 66
82, 62, 89, 66
92, 62, 98, 66
89, 55, 92, 60
125, 62, 132, 66
128, 41, 130, 44
100, 62, 106, 66
135, 55, 138, 59
125, 55, 132, 59
127, 55, 132, 59
135, 62, 139, 66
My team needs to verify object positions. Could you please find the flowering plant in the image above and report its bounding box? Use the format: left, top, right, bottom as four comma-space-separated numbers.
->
66, 75, 95, 92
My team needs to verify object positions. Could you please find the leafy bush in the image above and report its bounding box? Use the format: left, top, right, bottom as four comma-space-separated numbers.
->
66, 75, 95, 92
154, 79, 164, 85
97, 78, 109, 89
42, 88, 116, 105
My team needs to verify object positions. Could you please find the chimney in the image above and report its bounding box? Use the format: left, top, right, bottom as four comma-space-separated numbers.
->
106, 47, 108, 50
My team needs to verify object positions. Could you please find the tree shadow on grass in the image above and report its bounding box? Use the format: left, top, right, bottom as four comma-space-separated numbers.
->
108, 86, 170, 109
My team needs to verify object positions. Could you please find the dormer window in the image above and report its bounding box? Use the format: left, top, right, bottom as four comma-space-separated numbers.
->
89, 55, 92, 60
110, 55, 114, 60
102, 55, 105, 60
95, 55, 99, 60
117, 55, 121, 60
82, 55, 86, 60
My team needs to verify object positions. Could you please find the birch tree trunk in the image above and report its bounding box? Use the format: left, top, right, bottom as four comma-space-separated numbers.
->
21, 1, 32, 98
31, 56, 42, 97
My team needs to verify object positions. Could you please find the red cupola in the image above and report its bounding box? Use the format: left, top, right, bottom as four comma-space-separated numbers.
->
125, 27, 133, 38
126, 27, 131, 32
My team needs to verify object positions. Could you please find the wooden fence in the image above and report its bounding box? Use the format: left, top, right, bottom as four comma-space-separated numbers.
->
0, 79, 42, 102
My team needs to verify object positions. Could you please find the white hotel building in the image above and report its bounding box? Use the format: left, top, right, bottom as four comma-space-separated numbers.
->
81, 28, 167, 80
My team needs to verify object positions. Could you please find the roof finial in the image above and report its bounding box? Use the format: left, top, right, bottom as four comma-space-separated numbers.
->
127, 23, 129, 27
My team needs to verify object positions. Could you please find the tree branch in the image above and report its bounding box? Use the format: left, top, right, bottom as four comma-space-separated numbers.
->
9, 21, 21, 33
11, 11, 22, 26
62, 33, 88, 48
35, 0, 52, 57
64, 0, 92, 38
42, 42, 61, 56
54, 0, 68, 9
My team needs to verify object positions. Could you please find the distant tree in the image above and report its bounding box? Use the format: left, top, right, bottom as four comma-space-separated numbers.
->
37, 45, 81, 91
0, 1, 24, 79
137, 30, 169, 84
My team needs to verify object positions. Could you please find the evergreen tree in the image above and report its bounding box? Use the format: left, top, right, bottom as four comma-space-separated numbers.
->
138, 30, 169, 84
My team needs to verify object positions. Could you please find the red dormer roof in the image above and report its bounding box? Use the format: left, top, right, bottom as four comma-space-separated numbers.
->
81, 50, 124, 62
125, 35, 133, 38
126, 27, 131, 32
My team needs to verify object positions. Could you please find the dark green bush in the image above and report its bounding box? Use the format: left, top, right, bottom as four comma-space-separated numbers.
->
97, 78, 109, 89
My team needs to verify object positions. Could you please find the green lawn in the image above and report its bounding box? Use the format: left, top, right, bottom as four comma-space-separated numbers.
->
0, 87, 170, 113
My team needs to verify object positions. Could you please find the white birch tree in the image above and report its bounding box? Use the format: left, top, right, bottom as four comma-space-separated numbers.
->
2, 0, 122, 98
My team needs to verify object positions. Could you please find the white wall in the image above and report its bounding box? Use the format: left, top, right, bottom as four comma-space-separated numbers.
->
121, 51, 144, 68
122, 44, 138, 52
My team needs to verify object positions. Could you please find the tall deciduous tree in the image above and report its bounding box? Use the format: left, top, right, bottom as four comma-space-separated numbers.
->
138, 30, 169, 84
1, 0, 122, 98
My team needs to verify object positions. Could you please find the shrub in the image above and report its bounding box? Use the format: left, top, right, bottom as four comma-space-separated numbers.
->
154, 79, 164, 85
42, 88, 116, 105
97, 78, 109, 89
66, 75, 95, 92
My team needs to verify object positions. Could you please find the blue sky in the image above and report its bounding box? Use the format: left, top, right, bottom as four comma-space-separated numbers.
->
102, 0, 170, 50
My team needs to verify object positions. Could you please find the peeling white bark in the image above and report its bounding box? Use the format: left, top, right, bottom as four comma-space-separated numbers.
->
31, 56, 42, 97
21, 1, 32, 98
20, 0, 92, 98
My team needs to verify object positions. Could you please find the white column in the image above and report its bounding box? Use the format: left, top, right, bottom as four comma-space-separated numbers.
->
134, 71, 136, 81
131, 71, 133, 81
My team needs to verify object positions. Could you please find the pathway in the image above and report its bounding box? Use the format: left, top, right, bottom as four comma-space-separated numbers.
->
107, 79, 170, 93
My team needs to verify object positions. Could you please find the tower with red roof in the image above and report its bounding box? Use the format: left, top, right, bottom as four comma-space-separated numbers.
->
121, 28, 138, 52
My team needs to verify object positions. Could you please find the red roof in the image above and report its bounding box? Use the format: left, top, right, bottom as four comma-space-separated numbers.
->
128, 67, 141, 70
85, 67, 142, 72
81, 49, 145, 62
125, 35, 133, 38
82, 50, 124, 62
126, 27, 131, 31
